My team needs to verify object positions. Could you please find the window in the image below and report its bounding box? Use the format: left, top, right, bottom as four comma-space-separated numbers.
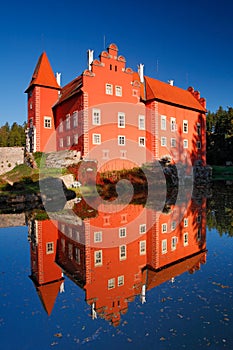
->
196, 141, 201, 149
72, 229, 80, 242
120, 150, 127, 158
94, 231, 102, 243
67, 136, 71, 146
106, 83, 113, 95
73, 111, 78, 127
119, 227, 126, 238
115, 86, 122, 96
139, 137, 145, 147
44, 117, 52, 128
103, 216, 110, 226
74, 134, 78, 145
118, 275, 124, 286
183, 139, 188, 148
171, 221, 176, 230
29, 118, 33, 128
138, 115, 145, 130
92, 108, 101, 125
61, 238, 65, 253
171, 236, 177, 251
68, 243, 73, 259
66, 114, 71, 130
58, 118, 63, 132
184, 218, 188, 227
170, 117, 176, 132
118, 113, 125, 128
162, 239, 167, 254
94, 250, 103, 266
46, 242, 54, 254
139, 224, 146, 234
139, 240, 146, 255
118, 135, 126, 146
102, 150, 109, 159
162, 223, 167, 233
197, 228, 202, 241
108, 278, 115, 289
197, 215, 201, 223
171, 138, 176, 147
161, 115, 166, 130
161, 137, 167, 146
121, 214, 127, 223
93, 133, 101, 144
119, 245, 127, 260
183, 233, 188, 246
59, 138, 63, 148
183, 120, 188, 133
74, 247, 81, 264
197, 122, 201, 135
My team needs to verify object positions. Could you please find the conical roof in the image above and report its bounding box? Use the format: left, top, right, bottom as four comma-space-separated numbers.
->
25, 52, 60, 92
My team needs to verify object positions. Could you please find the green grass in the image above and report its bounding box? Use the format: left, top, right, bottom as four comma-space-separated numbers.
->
212, 165, 233, 179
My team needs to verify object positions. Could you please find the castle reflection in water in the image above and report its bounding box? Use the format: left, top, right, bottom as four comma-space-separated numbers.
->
28, 189, 207, 327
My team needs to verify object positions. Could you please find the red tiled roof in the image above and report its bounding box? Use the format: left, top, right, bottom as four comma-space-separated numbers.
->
145, 76, 206, 112
25, 52, 60, 92
53, 75, 83, 107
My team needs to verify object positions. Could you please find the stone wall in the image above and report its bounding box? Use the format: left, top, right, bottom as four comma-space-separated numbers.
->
0, 147, 24, 175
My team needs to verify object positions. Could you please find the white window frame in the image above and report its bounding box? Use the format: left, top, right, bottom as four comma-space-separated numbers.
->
108, 278, 115, 289
44, 116, 52, 129
161, 115, 167, 130
183, 120, 188, 133
171, 138, 176, 148
58, 118, 63, 133
139, 224, 146, 234
139, 240, 146, 255
46, 242, 54, 254
119, 227, 127, 238
94, 231, 102, 243
138, 137, 145, 147
138, 115, 145, 130
119, 245, 127, 260
106, 83, 113, 95
184, 218, 188, 227
92, 108, 101, 125
66, 135, 71, 146
171, 236, 177, 251
183, 139, 188, 149
171, 221, 176, 231
183, 232, 188, 246
94, 250, 103, 266
118, 112, 125, 128
59, 138, 63, 148
162, 239, 167, 254
73, 111, 78, 127
74, 134, 78, 145
118, 275, 124, 286
68, 243, 73, 259
170, 117, 176, 132
197, 122, 201, 135
92, 133, 101, 145
161, 137, 167, 146
118, 135, 126, 146
66, 114, 71, 130
115, 85, 122, 96
74, 247, 81, 264
162, 223, 167, 233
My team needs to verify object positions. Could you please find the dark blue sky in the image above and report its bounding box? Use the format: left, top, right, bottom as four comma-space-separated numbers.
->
1, 0, 233, 125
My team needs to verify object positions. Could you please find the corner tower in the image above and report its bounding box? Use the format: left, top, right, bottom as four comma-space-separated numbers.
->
25, 52, 61, 152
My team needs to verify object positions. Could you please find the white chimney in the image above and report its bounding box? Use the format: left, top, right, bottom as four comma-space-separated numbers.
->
87, 49, 94, 70
168, 79, 174, 86
138, 63, 144, 83
56, 72, 61, 86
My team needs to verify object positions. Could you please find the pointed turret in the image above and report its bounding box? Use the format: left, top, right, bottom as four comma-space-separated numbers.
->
25, 52, 60, 92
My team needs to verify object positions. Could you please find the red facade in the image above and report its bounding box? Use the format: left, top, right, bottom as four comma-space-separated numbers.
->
25, 44, 206, 170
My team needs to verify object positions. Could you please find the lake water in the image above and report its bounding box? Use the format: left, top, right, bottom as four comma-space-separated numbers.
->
0, 181, 232, 349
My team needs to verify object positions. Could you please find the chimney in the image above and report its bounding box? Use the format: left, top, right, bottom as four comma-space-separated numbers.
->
138, 63, 144, 83
168, 79, 174, 86
56, 72, 61, 86
87, 49, 94, 70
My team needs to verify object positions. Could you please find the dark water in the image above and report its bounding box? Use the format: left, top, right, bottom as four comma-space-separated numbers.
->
0, 181, 233, 349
